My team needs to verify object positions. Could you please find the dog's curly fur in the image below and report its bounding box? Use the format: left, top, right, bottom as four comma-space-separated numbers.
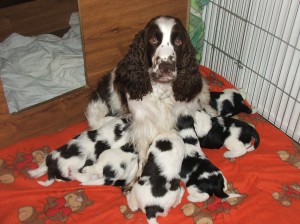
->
113, 16, 203, 103
86, 16, 210, 188
89, 16, 205, 114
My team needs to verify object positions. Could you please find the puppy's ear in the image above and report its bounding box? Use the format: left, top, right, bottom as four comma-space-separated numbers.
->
173, 28, 203, 102
115, 30, 152, 100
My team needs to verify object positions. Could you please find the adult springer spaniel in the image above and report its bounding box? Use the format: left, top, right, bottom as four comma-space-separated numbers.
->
86, 16, 210, 179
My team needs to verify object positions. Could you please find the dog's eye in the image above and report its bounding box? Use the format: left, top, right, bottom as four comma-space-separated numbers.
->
150, 36, 158, 45
175, 38, 182, 46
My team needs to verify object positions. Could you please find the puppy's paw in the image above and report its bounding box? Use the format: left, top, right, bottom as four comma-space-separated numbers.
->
81, 166, 90, 173
224, 151, 236, 158
247, 146, 255, 152
27, 170, 38, 178
187, 193, 209, 203
224, 150, 246, 159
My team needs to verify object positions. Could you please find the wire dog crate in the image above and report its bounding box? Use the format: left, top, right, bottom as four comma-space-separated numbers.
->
201, 0, 300, 143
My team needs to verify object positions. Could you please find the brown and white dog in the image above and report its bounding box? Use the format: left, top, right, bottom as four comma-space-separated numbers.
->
86, 16, 210, 181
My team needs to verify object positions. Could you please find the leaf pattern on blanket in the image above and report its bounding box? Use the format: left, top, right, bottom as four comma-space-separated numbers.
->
277, 141, 300, 170
13, 146, 50, 176
0, 146, 50, 185
274, 142, 300, 206
18, 189, 93, 224
0, 158, 15, 184
181, 182, 247, 224
272, 183, 300, 207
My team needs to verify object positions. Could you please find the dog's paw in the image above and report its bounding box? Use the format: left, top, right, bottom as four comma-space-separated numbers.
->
27, 170, 38, 178
247, 145, 255, 152
81, 166, 90, 173
187, 193, 209, 203
224, 151, 239, 159
224, 150, 246, 159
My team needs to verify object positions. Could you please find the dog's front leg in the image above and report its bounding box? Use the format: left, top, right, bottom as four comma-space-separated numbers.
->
122, 146, 148, 193
122, 160, 144, 194
173, 187, 185, 208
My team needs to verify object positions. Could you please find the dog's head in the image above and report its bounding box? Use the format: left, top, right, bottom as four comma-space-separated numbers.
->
115, 15, 203, 101
145, 16, 186, 83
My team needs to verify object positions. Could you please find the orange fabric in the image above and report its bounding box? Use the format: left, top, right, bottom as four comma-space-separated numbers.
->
0, 66, 299, 224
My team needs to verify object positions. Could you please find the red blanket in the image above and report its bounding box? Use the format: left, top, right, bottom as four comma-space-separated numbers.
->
1, 66, 299, 224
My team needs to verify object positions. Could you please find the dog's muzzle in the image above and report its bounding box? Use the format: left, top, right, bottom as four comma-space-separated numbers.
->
159, 61, 175, 75
152, 55, 176, 83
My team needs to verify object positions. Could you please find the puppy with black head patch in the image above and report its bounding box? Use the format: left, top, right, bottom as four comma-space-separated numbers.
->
69, 142, 138, 186
126, 132, 185, 224
28, 116, 134, 187
210, 88, 254, 117
177, 114, 240, 202
194, 109, 260, 158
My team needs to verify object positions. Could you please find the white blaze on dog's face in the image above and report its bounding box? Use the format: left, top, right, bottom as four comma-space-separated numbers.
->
147, 16, 183, 84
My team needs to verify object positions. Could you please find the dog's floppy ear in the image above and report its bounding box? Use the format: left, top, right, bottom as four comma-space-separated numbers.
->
173, 26, 203, 102
115, 30, 152, 100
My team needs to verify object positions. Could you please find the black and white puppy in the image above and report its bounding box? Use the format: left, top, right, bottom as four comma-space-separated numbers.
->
194, 109, 260, 158
28, 116, 135, 186
210, 89, 254, 117
177, 114, 240, 202
86, 16, 210, 174
69, 142, 138, 186
126, 133, 185, 224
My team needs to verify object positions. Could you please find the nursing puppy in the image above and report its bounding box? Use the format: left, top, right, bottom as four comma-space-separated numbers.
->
69, 143, 138, 186
126, 133, 185, 224
28, 116, 133, 186
86, 16, 210, 188
210, 88, 254, 117
194, 109, 260, 158
177, 114, 240, 202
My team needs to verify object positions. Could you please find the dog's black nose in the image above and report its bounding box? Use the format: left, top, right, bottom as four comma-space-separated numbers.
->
159, 62, 175, 74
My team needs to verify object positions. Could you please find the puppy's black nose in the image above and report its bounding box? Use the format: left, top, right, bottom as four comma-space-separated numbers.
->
159, 62, 175, 74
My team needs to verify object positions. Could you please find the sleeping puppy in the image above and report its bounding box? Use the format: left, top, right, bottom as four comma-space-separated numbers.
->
210, 88, 254, 117
28, 116, 133, 186
194, 109, 260, 158
177, 114, 240, 202
69, 143, 138, 186
126, 133, 185, 224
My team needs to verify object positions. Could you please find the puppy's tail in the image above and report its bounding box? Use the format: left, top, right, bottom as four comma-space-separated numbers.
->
251, 126, 260, 148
